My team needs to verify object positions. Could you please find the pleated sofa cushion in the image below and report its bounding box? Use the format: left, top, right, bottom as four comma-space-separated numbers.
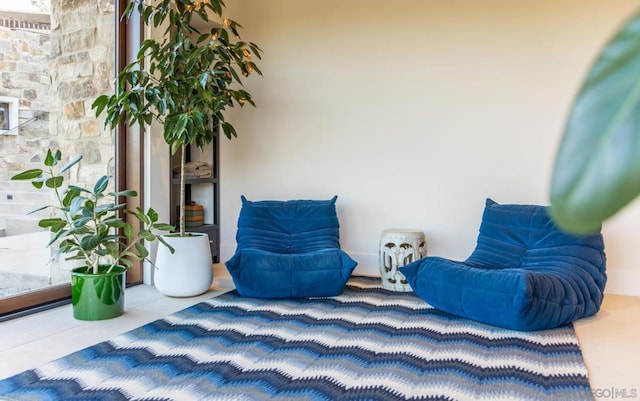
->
225, 196, 357, 298
400, 198, 606, 331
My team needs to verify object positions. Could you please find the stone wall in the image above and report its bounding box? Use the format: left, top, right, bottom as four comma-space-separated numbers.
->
0, 2, 116, 286
49, 0, 115, 184
0, 24, 52, 180
0, 1, 115, 182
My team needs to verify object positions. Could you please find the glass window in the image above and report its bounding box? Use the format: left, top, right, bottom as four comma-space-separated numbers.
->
0, 0, 131, 317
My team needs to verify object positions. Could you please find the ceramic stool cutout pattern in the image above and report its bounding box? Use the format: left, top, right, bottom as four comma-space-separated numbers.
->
379, 229, 427, 291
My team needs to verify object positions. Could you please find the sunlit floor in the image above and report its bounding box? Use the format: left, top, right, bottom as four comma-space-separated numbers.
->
573, 294, 640, 400
0, 265, 638, 401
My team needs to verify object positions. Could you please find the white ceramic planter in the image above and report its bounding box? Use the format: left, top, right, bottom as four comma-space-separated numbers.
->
154, 233, 213, 297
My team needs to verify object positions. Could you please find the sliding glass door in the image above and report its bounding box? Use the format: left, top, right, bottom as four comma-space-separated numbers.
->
0, 0, 138, 318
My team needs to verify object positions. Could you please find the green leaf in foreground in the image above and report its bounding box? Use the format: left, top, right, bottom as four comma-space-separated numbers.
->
550, 10, 640, 234
11, 169, 43, 180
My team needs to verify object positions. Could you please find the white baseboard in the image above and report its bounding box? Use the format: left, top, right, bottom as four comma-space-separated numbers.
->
217, 244, 640, 296
221, 245, 381, 278
349, 252, 380, 277
605, 267, 640, 296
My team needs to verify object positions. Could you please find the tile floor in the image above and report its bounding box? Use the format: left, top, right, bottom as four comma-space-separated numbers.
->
0, 265, 638, 401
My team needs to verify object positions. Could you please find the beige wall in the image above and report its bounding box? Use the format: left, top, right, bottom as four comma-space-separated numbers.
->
151, 1, 640, 295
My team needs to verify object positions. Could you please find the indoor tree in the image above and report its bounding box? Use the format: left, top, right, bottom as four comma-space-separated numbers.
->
92, 0, 262, 236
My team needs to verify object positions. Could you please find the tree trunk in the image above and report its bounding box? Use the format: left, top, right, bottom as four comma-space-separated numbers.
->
179, 143, 186, 236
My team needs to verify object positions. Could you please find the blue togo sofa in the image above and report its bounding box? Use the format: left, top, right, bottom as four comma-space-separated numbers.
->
400, 199, 607, 331
226, 196, 357, 298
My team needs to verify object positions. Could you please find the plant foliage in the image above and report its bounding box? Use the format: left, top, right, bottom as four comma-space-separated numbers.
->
550, 10, 640, 234
11, 149, 174, 275
92, 0, 262, 236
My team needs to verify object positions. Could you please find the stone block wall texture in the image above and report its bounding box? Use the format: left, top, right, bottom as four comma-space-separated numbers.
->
0, 25, 52, 180
0, 1, 115, 183
50, 0, 115, 185
0, 2, 116, 286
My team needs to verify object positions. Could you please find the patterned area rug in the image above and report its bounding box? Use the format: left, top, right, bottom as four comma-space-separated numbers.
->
0, 277, 594, 401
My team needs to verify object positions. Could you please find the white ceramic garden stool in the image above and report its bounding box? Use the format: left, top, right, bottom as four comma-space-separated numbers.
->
379, 229, 427, 292
154, 233, 213, 297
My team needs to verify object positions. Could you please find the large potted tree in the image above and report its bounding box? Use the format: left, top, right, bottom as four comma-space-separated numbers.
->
92, 0, 262, 296
11, 149, 173, 320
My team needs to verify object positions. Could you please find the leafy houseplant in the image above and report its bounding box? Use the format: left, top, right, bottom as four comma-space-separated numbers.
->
92, 0, 262, 238
11, 149, 173, 320
550, 10, 640, 233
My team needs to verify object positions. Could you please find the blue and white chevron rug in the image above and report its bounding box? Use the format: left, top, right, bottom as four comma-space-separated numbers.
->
0, 277, 594, 401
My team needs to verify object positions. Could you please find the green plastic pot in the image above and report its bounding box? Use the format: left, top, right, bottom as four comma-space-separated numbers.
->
71, 265, 126, 321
